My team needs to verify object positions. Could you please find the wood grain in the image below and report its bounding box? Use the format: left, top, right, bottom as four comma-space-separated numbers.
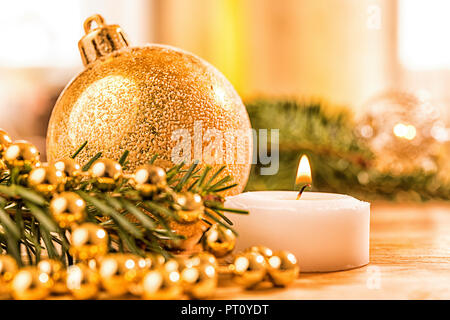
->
214, 202, 450, 300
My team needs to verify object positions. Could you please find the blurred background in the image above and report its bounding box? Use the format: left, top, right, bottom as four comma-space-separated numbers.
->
0, 0, 449, 200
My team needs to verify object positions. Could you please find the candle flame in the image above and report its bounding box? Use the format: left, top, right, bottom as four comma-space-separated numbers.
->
296, 155, 312, 185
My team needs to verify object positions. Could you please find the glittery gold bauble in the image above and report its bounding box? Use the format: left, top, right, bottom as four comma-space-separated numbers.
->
46, 14, 252, 196
133, 164, 167, 198
28, 164, 66, 195
69, 223, 108, 261
11, 267, 51, 300
141, 268, 182, 300
164, 219, 209, 252
37, 259, 67, 294
50, 192, 86, 229
202, 224, 236, 258
267, 251, 299, 287
232, 252, 267, 289
357, 90, 444, 174
4, 140, 40, 169
66, 263, 100, 300
181, 264, 217, 299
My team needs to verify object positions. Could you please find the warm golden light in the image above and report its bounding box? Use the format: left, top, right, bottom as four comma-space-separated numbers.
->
296, 155, 312, 185
393, 123, 416, 140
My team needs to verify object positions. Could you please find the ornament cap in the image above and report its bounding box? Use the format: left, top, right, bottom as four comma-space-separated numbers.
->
78, 14, 129, 66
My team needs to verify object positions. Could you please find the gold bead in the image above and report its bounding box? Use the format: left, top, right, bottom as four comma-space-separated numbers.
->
50, 192, 86, 229
11, 267, 51, 300
133, 164, 167, 197
174, 192, 204, 223
232, 252, 267, 289
267, 251, 300, 287
37, 259, 67, 294
89, 158, 123, 190
66, 263, 100, 299
181, 263, 217, 299
99, 253, 142, 297
53, 158, 82, 179
0, 255, 18, 297
185, 252, 218, 269
69, 223, 108, 261
28, 164, 67, 194
245, 246, 273, 259
0, 128, 12, 155
202, 224, 236, 258
3, 140, 40, 169
141, 268, 182, 300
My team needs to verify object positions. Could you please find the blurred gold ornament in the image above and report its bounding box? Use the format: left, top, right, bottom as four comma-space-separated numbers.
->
232, 252, 267, 288
66, 263, 100, 299
69, 223, 108, 261
185, 252, 218, 269
11, 267, 51, 300
358, 90, 444, 174
0, 255, 18, 296
164, 219, 208, 252
3, 140, 40, 169
181, 264, 217, 299
0, 129, 12, 155
267, 251, 299, 286
37, 259, 67, 294
141, 268, 182, 300
46, 14, 252, 197
28, 164, 66, 194
133, 164, 167, 197
53, 158, 82, 179
89, 158, 123, 190
99, 253, 142, 297
202, 224, 236, 258
174, 192, 204, 223
50, 192, 86, 229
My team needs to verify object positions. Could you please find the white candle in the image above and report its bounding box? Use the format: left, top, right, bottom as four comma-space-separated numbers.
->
225, 191, 370, 272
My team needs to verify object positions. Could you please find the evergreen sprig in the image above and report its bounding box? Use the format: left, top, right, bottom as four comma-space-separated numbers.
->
0, 144, 246, 266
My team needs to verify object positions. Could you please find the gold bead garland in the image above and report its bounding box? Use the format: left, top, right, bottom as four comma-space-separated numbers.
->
0, 128, 300, 300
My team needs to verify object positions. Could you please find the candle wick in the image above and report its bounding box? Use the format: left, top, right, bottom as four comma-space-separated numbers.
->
296, 184, 311, 200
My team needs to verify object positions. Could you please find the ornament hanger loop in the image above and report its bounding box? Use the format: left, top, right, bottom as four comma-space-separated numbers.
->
83, 14, 106, 34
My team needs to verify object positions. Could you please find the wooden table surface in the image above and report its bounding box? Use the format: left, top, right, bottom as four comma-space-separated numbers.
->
214, 202, 450, 300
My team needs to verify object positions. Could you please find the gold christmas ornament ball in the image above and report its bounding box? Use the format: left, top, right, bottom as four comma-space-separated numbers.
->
66, 263, 100, 300
267, 251, 300, 287
46, 14, 252, 196
0, 128, 12, 154
232, 252, 267, 289
357, 90, 444, 174
174, 192, 204, 223
89, 158, 123, 190
50, 192, 86, 229
53, 158, 82, 178
202, 224, 236, 258
133, 164, 167, 197
181, 264, 217, 299
3, 140, 40, 169
141, 268, 182, 300
37, 259, 67, 294
11, 267, 51, 300
69, 223, 108, 261
0, 255, 18, 296
28, 164, 66, 194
